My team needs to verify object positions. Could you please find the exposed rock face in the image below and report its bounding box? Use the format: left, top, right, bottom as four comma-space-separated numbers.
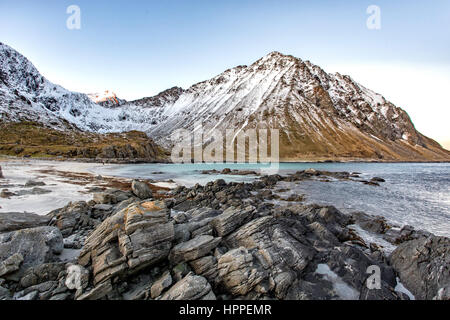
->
159, 273, 216, 300
0, 176, 447, 301
131, 180, 153, 200
1, 42, 448, 161
169, 235, 221, 264
0, 253, 23, 277
217, 247, 268, 296
0, 226, 63, 277
211, 206, 255, 237
390, 236, 450, 300
150, 271, 172, 298
78, 200, 174, 285
0, 212, 50, 233
48, 201, 93, 237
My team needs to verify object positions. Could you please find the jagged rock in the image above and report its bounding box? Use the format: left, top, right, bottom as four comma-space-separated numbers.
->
159, 273, 216, 300
226, 215, 315, 275
217, 247, 267, 296
390, 236, 450, 300
169, 235, 221, 264
189, 255, 218, 283
20, 262, 66, 288
359, 281, 410, 300
131, 180, 153, 200
24, 180, 46, 187
0, 212, 50, 233
93, 189, 132, 205
77, 279, 113, 300
351, 211, 390, 234
0, 285, 11, 300
0, 253, 23, 277
211, 205, 255, 237
48, 201, 93, 237
172, 262, 191, 282
0, 189, 15, 198
150, 271, 172, 298
78, 201, 174, 285
0, 226, 63, 277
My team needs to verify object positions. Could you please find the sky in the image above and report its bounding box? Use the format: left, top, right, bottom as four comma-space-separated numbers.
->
0, 0, 449, 149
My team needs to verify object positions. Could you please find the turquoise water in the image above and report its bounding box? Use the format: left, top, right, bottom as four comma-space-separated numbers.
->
91, 162, 450, 237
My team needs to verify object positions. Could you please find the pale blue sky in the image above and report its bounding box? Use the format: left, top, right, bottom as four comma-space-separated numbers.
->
1, 0, 449, 147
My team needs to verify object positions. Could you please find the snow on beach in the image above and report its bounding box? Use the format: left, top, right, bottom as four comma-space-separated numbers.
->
0, 160, 108, 215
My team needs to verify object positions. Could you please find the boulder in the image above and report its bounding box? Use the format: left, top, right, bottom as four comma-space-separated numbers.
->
76, 279, 113, 300
351, 211, 390, 234
0, 212, 50, 233
390, 235, 450, 300
0, 253, 23, 277
78, 201, 174, 285
131, 180, 153, 200
24, 180, 46, 187
189, 255, 218, 283
19, 262, 66, 288
93, 189, 132, 205
159, 273, 216, 300
0, 226, 63, 277
217, 247, 267, 296
150, 271, 172, 298
211, 205, 255, 237
49, 201, 93, 237
169, 235, 221, 264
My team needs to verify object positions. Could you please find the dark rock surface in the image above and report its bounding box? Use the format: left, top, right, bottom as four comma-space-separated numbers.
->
0, 172, 448, 300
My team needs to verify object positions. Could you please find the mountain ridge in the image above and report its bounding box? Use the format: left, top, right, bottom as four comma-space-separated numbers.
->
0, 42, 448, 161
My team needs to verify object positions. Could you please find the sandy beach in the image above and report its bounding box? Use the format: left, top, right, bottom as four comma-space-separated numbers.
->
0, 160, 176, 216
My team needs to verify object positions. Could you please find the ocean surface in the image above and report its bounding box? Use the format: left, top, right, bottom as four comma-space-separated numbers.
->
91, 162, 450, 237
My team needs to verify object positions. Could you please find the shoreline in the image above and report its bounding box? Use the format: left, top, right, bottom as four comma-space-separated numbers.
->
1, 155, 450, 164
0, 165, 448, 300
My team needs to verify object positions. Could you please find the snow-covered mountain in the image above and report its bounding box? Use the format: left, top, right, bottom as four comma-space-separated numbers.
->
87, 90, 126, 108
0, 42, 448, 161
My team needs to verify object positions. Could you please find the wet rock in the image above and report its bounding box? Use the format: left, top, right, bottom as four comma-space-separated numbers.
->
159, 273, 216, 300
390, 235, 450, 300
169, 235, 221, 264
131, 180, 153, 200
15, 187, 51, 196
24, 180, 46, 187
78, 201, 174, 285
0, 226, 63, 277
0, 189, 15, 198
0, 212, 50, 233
351, 211, 390, 234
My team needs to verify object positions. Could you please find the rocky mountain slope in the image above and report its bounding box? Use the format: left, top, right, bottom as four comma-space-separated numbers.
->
87, 90, 126, 108
0, 42, 448, 161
